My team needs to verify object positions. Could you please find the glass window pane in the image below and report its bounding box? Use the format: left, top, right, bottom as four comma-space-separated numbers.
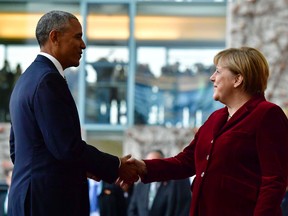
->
168, 48, 222, 126
6, 45, 38, 71
84, 3, 129, 126
0, 45, 4, 69
135, 2, 226, 41
135, 47, 165, 125
135, 47, 223, 127
0, 45, 39, 121
87, 4, 129, 40
85, 46, 128, 125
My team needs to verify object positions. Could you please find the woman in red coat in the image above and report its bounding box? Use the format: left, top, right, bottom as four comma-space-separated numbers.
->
130, 47, 288, 216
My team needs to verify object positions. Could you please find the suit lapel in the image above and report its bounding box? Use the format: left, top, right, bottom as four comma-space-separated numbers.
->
213, 108, 228, 137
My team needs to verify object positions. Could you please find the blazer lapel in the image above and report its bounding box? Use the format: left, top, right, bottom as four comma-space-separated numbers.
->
213, 108, 228, 137
213, 94, 266, 138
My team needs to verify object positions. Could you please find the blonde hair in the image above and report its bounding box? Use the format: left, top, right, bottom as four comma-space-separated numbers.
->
214, 47, 269, 95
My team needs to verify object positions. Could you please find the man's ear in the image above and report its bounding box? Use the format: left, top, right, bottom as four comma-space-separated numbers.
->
234, 74, 243, 88
49, 30, 59, 45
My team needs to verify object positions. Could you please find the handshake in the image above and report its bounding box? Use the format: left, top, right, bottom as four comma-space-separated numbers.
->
87, 154, 147, 189
116, 154, 146, 189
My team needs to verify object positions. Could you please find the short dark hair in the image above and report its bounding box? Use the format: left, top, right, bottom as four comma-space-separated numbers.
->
35, 10, 78, 47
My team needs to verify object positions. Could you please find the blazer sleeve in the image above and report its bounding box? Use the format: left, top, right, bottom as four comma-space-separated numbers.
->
142, 132, 197, 183
34, 72, 119, 183
254, 105, 288, 215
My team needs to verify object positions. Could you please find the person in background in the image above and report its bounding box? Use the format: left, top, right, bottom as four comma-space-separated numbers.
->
126, 47, 288, 216
8, 10, 138, 216
13, 63, 22, 86
88, 178, 101, 216
98, 181, 133, 216
0, 167, 12, 216
88, 179, 133, 216
0, 60, 12, 122
128, 150, 191, 216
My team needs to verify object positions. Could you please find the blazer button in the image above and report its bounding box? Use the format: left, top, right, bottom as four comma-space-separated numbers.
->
201, 172, 205, 177
206, 155, 209, 160
211, 140, 213, 144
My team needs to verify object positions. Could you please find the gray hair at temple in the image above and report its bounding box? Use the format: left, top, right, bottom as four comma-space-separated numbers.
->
35, 10, 78, 47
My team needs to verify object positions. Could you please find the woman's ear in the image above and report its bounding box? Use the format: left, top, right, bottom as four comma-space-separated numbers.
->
234, 74, 243, 88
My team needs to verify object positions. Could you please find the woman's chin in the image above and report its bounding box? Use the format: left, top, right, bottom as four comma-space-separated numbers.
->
213, 94, 219, 101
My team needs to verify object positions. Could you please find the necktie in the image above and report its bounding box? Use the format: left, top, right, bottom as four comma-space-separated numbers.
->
4, 190, 8, 214
89, 180, 99, 214
148, 182, 158, 209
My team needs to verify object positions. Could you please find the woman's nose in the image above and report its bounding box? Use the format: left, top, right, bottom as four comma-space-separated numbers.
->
210, 72, 215, 82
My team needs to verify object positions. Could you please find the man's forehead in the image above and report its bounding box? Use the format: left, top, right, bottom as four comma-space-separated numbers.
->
66, 19, 83, 32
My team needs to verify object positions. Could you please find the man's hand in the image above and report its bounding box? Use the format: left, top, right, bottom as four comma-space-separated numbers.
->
127, 157, 147, 180
116, 155, 148, 190
118, 154, 139, 185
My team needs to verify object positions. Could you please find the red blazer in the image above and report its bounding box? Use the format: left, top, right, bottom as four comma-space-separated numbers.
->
143, 95, 288, 216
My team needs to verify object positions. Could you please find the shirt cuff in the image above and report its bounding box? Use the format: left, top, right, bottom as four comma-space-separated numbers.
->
118, 157, 121, 168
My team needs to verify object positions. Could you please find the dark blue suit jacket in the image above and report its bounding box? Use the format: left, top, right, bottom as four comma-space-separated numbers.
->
8, 55, 119, 216
128, 178, 191, 216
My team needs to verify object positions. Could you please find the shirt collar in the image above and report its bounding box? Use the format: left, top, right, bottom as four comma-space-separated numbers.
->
39, 52, 64, 77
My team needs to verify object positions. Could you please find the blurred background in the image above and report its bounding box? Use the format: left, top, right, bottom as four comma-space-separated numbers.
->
0, 0, 288, 181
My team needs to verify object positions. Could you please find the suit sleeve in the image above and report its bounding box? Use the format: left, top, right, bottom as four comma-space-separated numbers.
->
254, 106, 288, 215
164, 181, 178, 216
170, 179, 191, 216
34, 72, 119, 183
127, 184, 140, 216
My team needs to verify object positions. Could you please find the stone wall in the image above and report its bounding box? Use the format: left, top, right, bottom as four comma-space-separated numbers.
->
227, 0, 288, 114
123, 126, 196, 159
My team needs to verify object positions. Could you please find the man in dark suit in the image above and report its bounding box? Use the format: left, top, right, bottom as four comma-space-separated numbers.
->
88, 179, 133, 216
127, 150, 191, 216
98, 181, 133, 216
8, 10, 138, 216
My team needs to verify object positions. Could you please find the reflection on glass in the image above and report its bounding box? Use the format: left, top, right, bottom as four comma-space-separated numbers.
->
0, 45, 39, 122
65, 67, 80, 105
84, 46, 128, 125
0, 45, 4, 69
135, 47, 223, 127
